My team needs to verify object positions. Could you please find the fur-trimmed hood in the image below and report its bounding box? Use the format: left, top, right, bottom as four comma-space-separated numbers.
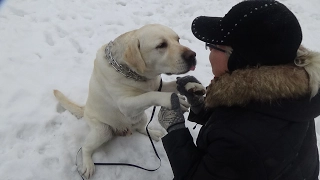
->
205, 46, 320, 109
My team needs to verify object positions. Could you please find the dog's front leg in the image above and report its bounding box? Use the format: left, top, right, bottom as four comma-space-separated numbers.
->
161, 80, 178, 93
117, 92, 189, 118
162, 80, 206, 94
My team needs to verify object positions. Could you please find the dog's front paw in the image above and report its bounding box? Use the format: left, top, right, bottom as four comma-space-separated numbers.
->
82, 157, 95, 179
185, 82, 206, 95
159, 93, 190, 111
147, 129, 165, 141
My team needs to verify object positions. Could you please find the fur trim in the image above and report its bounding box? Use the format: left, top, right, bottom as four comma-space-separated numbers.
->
205, 65, 309, 108
205, 46, 320, 108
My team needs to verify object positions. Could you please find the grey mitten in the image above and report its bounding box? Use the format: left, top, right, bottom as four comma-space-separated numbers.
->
176, 76, 205, 114
158, 93, 186, 132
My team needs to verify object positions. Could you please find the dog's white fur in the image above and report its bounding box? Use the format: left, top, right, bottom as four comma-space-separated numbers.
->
295, 45, 320, 97
53, 24, 198, 179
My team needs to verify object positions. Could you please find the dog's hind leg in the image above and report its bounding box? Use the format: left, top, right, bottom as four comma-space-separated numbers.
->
81, 121, 113, 179
134, 113, 165, 141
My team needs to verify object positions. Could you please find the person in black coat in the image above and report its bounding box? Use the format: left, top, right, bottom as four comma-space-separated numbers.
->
157, 0, 320, 179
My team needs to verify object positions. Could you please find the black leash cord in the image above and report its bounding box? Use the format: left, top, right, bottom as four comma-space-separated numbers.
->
76, 79, 163, 179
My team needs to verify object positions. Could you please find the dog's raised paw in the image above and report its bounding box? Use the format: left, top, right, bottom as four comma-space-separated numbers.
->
185, 82, 206, 95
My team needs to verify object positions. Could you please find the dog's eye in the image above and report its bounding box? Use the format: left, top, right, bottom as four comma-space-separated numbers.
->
156, 42, 167, 49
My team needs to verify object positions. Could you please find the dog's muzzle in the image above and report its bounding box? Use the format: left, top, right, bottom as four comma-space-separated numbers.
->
182, 50, 197, 71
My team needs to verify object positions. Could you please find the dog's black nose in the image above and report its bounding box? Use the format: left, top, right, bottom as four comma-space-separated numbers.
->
182, 50, 197, 70
182, 50, 196, 61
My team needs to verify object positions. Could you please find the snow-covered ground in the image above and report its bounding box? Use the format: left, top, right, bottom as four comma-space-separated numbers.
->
1, 0, 320, 179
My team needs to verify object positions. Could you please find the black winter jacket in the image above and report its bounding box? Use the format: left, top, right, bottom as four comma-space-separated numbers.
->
162, 50, 320, 180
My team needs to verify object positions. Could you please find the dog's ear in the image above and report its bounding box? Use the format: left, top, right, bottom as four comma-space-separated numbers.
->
124, 38, 146, 73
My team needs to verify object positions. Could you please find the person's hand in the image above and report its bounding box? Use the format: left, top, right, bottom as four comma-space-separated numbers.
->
176, 76, 205, 113
158, 93, 186, 132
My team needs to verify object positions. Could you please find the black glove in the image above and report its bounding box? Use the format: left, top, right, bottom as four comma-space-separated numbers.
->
158, 93, 186, 132
176, 76, 205, 114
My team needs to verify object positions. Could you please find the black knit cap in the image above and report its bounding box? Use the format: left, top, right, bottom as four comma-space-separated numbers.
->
191, 0, 302, 72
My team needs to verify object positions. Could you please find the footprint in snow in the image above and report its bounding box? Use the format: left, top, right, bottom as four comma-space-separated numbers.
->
44, 32, 55, 46
16, 124, 36, 142
8, 6, 28, 17
69, 38, 83, 54
116, 2, 126, 6
45, 116, 62, 133
55, 26, 68, 38
38, 143, 51, 155
43, 157, 60, 169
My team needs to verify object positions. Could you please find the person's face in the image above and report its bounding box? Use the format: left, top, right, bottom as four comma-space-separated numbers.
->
206, 44, 230, 77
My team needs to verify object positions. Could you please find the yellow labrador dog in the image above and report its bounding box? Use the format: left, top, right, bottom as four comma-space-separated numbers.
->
53, 24, 199, 179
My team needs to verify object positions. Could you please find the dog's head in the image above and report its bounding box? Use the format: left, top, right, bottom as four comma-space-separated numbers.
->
114, 24, 196, 78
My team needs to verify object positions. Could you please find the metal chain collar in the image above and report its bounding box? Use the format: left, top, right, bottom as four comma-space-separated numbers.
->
105, 41, 148, 81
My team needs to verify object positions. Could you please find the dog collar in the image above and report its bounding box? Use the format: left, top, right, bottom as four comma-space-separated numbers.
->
105, 41, 148, 81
